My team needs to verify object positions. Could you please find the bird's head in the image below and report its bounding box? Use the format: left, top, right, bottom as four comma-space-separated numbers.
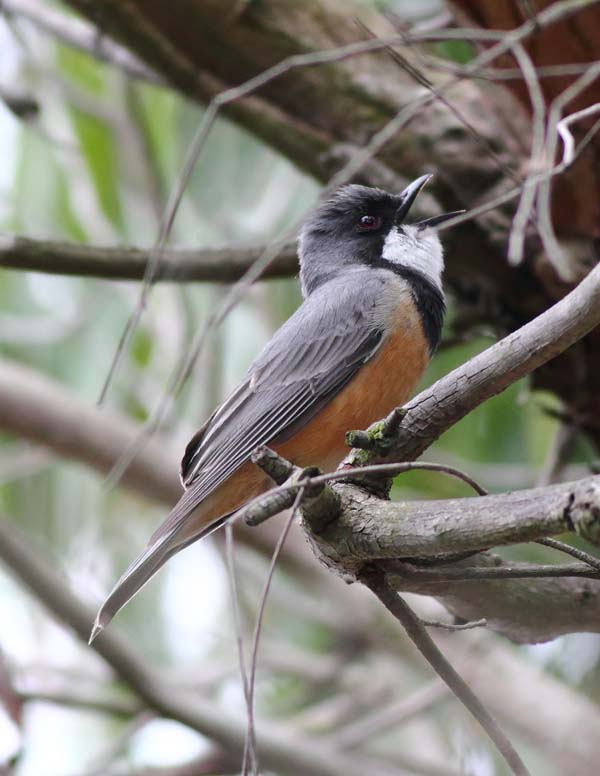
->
298, 175, 462, 296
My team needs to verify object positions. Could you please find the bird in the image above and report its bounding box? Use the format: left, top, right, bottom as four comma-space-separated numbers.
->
90, 174, 462, 641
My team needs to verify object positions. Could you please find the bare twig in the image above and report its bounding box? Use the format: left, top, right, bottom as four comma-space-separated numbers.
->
536, 536, 600, 572
224, 526, 256, 776
242, 459, 489, 525
417, 59, 599, 83
507, 44, 547, 265
0, 234, 298, 282
361, 571, 530, 776
536, 68, 600, 279
243, 487, 304, 776
381, 560, 600, 582
356, 19, 521, 186
429, 102, 600, 238
557, 102, 600, 163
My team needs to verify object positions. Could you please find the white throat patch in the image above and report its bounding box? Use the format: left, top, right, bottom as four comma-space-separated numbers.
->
382, 224, 444, 289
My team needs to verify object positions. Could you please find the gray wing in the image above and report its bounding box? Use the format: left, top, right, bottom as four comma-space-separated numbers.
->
90, 272, 385, 640
178, 276, 383, 498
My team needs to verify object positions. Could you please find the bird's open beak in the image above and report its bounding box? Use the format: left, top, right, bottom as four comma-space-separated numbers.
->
394, 174, 432, 225
395, 174, 465, 229
415, 210, 466, 230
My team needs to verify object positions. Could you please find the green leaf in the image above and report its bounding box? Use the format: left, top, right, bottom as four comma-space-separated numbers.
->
68, 107, 125, 233
434, 39, 475, 64
57, 45, 105, 94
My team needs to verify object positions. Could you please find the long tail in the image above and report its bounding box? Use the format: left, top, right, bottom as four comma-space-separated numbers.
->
89, 510, 229, 644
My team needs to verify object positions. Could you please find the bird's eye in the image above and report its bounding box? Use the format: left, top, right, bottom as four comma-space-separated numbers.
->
357, 215, 382, 231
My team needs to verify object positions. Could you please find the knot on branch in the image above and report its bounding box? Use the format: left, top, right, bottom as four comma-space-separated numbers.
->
251, 445, 293, 485
343, 408, 407, 498
569, 481, 600, 545
247, 447, 341, 531
345, 407, 406, 460
299, 472, 341, 535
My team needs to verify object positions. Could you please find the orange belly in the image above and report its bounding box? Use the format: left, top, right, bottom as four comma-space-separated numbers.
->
275, 307, 429, 472
187, 304, 430, 532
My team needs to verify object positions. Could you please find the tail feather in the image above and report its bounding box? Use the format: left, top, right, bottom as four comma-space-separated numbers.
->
89, 513, 229, 643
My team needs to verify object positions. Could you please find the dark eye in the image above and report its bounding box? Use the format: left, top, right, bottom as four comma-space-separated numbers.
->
357, 215, 382, 231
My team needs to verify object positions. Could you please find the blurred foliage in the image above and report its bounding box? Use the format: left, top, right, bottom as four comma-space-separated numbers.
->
0, 5, 599, 776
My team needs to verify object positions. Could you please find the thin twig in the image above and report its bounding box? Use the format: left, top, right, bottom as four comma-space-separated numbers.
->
382, 560, 600, 582
237, 459, 488, 530
224, 525, 257, 776
420, 617, 487, 631
536, 68, 600, 278
361, 571, 530, 776
418, 58, 600, 82
243, 486, 305, 776
536, 537, 600, 572
434, 106, 600, 236
356, 19, 521, 186
507, 44, 547, 265
557, 102, 600, 162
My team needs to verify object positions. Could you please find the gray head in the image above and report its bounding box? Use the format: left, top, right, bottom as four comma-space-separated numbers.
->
298, 175, 462, 296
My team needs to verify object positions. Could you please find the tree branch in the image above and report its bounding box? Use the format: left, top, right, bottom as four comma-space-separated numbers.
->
243, 446, 600, 642
300, 477, 600, 643
0, 234, 298, 283
313, 476, 600, 563
346, 261, 600, 469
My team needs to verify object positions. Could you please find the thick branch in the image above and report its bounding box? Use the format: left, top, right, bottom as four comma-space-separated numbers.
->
347, 261, 600, 469
318, 477, 600, 561
241, 448, 600, 641
0, 234, 298, 283
302, 478, 600, 642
